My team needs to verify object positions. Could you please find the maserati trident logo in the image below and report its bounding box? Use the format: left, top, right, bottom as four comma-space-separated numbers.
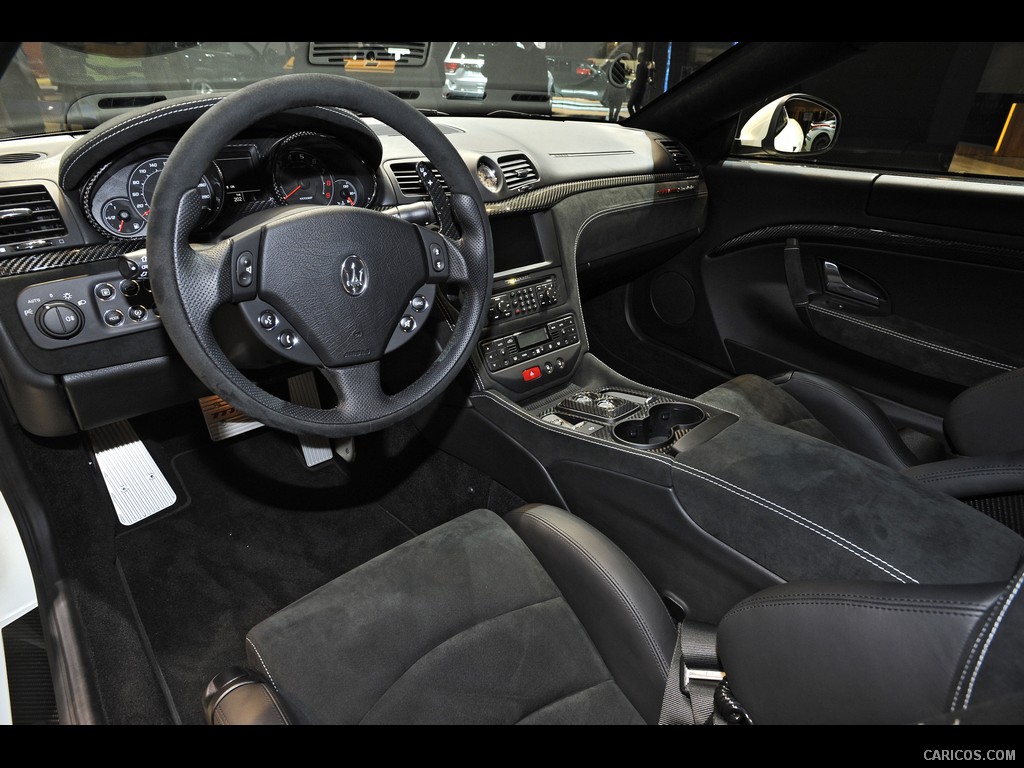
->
341, 255, 368, 297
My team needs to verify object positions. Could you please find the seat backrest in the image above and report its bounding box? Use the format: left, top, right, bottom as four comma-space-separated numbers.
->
946, 367, 1024, 456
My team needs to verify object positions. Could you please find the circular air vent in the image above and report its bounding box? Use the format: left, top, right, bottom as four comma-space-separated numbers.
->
0, 152, 45, 164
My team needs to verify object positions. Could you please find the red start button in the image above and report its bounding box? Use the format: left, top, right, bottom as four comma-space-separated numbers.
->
522, 366, 542, 382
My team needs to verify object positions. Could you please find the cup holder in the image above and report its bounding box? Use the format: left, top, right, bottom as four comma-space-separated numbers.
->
612, 403, 706, 450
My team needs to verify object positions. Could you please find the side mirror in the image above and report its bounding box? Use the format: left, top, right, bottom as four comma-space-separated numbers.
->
736, 94, 840, 156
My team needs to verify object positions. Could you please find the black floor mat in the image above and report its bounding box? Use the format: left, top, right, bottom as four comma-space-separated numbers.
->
2, 609, 58, 725
116, 422, 522, 724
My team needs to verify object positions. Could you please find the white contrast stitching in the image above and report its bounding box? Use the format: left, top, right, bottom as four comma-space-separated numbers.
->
474, 390, 917, 584
809, 305, 1014, 371
962, 568, 1024, 707
246, 637, 280, 692
671, 463, 915, 583
61, 99, 222, 186
951, 614, 994, 709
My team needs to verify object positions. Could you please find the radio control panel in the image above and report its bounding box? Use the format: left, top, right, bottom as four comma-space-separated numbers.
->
487, 275, 560, 323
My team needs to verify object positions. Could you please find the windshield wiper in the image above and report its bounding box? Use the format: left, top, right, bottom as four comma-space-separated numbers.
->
485, 109, 553, 119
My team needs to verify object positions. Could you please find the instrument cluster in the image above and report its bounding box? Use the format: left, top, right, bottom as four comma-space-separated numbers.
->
83, 132, 378, 241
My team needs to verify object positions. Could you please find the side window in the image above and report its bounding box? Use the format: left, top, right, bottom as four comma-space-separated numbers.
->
740, 42, 1024, 181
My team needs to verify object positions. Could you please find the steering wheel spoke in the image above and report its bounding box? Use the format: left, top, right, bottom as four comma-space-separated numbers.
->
320, 360, 388, 420
174, 240, 235, 324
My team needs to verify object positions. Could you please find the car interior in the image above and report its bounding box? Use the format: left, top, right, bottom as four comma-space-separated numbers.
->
2, 41, 1024, 727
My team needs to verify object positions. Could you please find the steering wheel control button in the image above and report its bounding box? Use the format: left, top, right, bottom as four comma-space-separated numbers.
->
236, 251, 254, 288
36, 301, 83, 339
119, 279, 141, 298
341, 255, 368, 296
278, 329, 297, 349
522, 366, 542, 382
399, 315, 417, 333
103, 309, 125, 327
417, 228, 451, 282
128, 305, 148, 322
258, 310, 278, 330
94, 283, 116, 301
429, 243, 446, 272
411, 294, 429, 312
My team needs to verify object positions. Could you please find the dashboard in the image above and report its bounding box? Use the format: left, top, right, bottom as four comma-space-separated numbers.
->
0, 94, 705, 437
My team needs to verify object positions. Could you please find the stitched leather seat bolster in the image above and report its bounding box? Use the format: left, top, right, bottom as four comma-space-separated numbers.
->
718, 579, 1006, 724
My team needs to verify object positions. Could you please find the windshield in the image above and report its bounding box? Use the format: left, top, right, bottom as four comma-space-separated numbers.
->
0, 41, 737, 137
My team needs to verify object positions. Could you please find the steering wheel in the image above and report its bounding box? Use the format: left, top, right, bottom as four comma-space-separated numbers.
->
146, 74, 493, 437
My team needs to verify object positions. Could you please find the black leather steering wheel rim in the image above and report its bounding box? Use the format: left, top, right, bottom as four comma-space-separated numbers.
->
147, 74, 493, 437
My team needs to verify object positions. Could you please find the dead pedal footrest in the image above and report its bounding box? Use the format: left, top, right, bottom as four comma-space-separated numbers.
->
89, 420, 177, 526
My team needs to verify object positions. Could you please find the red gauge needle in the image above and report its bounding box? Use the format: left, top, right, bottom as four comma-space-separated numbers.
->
118, 220, 125, 232
283, 185, 302, 201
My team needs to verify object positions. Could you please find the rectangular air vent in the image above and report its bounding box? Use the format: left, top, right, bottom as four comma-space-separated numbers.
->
309, 42, 429, 67
657, 139, 698, 175
497, 154, 539, 191
0, 186, 67, 248
390, 162, 449, 199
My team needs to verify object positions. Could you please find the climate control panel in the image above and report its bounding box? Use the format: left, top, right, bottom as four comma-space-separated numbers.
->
477, 314, 582, 393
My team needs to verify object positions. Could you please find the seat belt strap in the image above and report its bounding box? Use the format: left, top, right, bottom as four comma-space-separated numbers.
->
659, 621, 728, 725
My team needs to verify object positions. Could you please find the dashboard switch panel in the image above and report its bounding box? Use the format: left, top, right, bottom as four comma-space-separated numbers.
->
17, 270, 160, 350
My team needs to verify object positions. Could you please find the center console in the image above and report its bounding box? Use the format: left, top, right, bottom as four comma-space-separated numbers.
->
472, 211, 585, 394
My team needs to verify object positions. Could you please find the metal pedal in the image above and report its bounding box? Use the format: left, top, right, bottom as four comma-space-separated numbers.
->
89, 420, 177, 526
199, 394, 264, 442
287, 372, 333, 467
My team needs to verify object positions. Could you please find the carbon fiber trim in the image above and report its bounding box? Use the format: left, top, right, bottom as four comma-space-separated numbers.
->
484, 173, 698, 217
965, 494, 1024, 537
709, 223, 1024, 261
535, 387, 702, 450
0, 240, 142, 277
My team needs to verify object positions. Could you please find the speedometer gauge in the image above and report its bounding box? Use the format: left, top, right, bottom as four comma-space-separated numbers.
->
129, 156, 215, 220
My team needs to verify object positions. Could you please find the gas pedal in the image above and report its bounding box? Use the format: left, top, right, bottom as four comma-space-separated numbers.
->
287, 372, 333, 467
89, 420, 176, 526
199, 394, 264, 442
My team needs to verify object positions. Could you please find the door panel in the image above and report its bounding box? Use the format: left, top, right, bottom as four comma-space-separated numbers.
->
624, 160, 1024, 418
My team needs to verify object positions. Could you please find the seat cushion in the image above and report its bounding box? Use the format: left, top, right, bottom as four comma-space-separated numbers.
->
245, 509, 644, 724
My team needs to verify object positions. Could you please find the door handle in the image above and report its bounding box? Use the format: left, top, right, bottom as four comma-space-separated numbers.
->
823, 261, 881, 306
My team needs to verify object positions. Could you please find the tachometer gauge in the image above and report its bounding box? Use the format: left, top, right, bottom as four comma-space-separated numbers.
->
274, 149, 336, 206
